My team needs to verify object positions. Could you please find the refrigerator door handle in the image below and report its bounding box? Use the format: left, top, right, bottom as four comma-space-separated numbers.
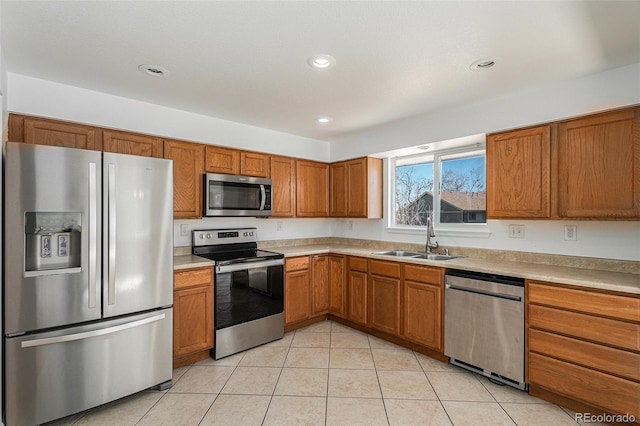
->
107, 163, 116, 305
20, 313, 166, 348
88, 162, 98, 309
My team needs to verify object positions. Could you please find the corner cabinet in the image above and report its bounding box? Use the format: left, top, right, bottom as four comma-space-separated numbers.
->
173, 267, 214, 368
296, 160, 329, 217
164, 139, 205, 219
330, 157, 383, 218
557, 108, 640, 218
486, 126, 551, 218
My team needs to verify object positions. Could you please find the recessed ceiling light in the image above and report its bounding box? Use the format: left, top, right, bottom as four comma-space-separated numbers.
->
138, 64, 170, 77
307, 54, 336, 69
417, 145, 430, 150
317, 116, 333, 124
469, 57, 496, 71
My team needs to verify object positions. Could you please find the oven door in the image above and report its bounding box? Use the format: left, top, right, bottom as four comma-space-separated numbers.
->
214, 259, 284, 330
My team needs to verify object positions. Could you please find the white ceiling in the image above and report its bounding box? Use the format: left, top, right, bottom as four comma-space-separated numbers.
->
2, 1, 640, 142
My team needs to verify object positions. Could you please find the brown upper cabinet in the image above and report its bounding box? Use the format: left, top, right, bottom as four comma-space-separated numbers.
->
9, 114, 103, 151
241, 151, 270, 178
486, 126, 551, 218
557, 108, 640, 218
205, 146, 240, 175
164, 139, 205, 219
103, 130, 163, 158
271, 156, 297, 217
330, 157, 383, 218
487, 106, 640, 219
296, 160, 329, 217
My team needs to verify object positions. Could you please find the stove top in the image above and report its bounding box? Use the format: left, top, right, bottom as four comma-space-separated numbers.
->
191, 227, 283, 265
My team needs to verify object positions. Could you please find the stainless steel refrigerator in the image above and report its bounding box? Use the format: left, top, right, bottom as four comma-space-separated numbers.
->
3, 142, 174, 425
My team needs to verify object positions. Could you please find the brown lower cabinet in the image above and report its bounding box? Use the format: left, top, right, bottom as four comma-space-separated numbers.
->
285, 256, 311, 325
401, 264, 443, 351
173, 267, 214, 367
311, 255, 329, 315
347, 257, 368, 326
328, 255, 347, 318
527, 280, 640, 419
368, 260, 401, 335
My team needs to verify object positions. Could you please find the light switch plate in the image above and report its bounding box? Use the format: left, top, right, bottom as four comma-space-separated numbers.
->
508, 224, 525, 238
180, 224, 189, 236
564, 225, 577, 241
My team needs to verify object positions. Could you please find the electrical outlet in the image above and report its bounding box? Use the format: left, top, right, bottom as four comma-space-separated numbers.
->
180, 224, 189, 237
508, 224, 525, 238
564, 225, 577, 241
276, 221, 283, 232
348, 221, 353, 230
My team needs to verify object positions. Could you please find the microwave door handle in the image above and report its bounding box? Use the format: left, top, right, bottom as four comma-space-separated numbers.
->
260, 185, 266, 210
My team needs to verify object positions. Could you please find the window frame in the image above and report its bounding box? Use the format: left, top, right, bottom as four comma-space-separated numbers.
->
387, 144, 491, 238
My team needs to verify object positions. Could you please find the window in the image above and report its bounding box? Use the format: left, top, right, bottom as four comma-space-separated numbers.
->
392, 147, 486, 229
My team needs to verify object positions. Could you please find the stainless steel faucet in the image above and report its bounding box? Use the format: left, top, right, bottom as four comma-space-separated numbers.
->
425, 210, 439, 254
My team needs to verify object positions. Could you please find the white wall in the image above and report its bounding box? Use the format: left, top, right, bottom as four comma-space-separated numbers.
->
7, 73, 330, 162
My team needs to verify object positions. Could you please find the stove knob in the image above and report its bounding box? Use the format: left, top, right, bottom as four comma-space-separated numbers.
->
244, 232, 248, 236
198, 234, 204, 239
206, 233, 212, 239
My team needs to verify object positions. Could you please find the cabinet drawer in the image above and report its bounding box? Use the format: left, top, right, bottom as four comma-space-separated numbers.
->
349, 257, 368, 272
528, 328, 640, 381
528, 352, 640, 418
174, 267, 213, 290
404, 264, 442, 285
529, 304, 639, 352
528, 281, 640, 322
369, 260, 401, 278
286, 256, 309, 272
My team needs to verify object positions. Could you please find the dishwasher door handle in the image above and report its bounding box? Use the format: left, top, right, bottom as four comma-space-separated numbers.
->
446, 284, 522, 302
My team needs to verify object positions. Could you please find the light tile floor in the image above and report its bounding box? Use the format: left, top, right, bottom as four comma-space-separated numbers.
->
46, 320, 604, 426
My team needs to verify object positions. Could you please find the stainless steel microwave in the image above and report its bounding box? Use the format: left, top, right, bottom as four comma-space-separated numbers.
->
204, 173, 272, 217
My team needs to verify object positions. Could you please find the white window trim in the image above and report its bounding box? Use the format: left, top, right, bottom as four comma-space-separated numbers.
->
388, 144, 491, 238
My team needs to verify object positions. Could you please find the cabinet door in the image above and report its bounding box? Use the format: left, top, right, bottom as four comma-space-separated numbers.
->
16, 115, 103, 151
486, 126, 551, 218
296, 160, 329, 217
241, 151, 270, 177
205, 146, 240, 175
173, 285, 214, 358
369, 275, 401, 335
402, 280, 442, 350
311, 255, 329, 316
348, 270, 368, 325
330, 161, 347, 217
557, 108, 640, 218
164, 140, 204, 219
285, 269, 310, 325
271, 156, 297, 217
103, 130, 163, 158
328, 255, 346, 317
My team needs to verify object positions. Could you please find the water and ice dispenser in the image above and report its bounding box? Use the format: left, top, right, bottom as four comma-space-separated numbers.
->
25, 212, 82, 276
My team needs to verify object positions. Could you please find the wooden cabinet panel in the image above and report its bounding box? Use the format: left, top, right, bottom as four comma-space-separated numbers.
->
164, 140, 204, 219
486, 126, 551, 218
205, 146, 240, 175
296, 160, 329, 217
369, 274, 401, 335
348, 256, 368, 272
311, 255, 329, 315
241, 151, 270, 177
285, 268, 311, 325
369, 259, 401, 278
328, 255, 346, 317
402, 279, 442, 350
11, 115, 103, 151
103, 130, 163, 157
529, 329, 640, 382
347, 157, 383, 218
173, 267, 214, 362
528, 281, 640, 322
271, 156, 297, 217
404, 264, 442, 285
348, 269, 368, 325
529, 353, 640, 418
557, 109, 640, 218
529, 304, 639, 352
330, 162, 347, 217
286, 256, 310, 272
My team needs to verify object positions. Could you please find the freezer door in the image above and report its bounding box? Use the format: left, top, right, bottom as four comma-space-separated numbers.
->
102, 152, 173, 317
4, 142, 102, 334
5, 308, 173, 425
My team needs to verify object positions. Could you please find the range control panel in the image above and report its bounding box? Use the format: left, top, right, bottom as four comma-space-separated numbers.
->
192, 227, 258, 247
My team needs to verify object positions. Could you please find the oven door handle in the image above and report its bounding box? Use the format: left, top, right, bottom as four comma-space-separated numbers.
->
217, 258, 284, 273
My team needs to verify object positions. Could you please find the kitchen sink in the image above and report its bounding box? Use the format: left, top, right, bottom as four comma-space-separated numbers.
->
372, 250, 463, 261
372, 250, 424, 257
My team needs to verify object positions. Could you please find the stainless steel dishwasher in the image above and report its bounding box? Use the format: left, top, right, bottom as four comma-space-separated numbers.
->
444, 269, 527, 390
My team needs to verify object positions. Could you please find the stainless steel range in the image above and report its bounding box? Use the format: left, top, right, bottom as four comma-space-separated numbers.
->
192, 228, 284, 359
